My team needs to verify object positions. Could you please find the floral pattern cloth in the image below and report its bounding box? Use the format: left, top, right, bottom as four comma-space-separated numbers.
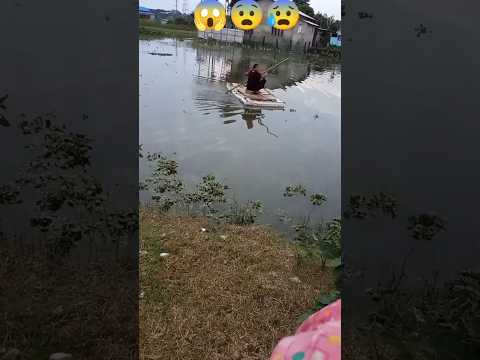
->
270, 299, 341, 360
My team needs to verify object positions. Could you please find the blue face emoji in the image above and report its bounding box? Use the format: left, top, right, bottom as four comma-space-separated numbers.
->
267, 0, 300, 30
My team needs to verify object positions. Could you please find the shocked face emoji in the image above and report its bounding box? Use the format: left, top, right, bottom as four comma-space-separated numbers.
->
194, 0, 227, 31
267, 0, 300, 30
231, 0, 263, 31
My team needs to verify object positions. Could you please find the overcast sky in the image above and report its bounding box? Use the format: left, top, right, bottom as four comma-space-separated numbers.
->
140, 0, 341, 19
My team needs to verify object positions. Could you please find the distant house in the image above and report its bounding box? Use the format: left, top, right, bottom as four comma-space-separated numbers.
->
239, 0, 331, 52
139, 6, 155, 21
154, 9, 182, 22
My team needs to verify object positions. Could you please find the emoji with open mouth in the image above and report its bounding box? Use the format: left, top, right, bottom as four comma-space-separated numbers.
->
194, 0, 227, 31
231, 0, 263, 31
267, 0, 300, 30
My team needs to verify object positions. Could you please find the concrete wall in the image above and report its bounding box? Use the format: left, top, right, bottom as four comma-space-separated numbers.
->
198, 28, 245, 44
290, 21, 316, 49
139, 13, 155, 21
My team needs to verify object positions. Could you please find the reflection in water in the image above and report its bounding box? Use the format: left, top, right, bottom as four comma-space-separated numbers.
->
258, 119, 279, 138
193, 44, 324, 90
242, 108, 263, 129
140, 38, 341, 227
222, 109, 279, 137
194, 95, 243, 117
191, 45, 324, 138
195, 45, 235, 82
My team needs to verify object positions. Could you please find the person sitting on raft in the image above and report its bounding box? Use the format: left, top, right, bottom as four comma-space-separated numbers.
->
245, 64, 266, 94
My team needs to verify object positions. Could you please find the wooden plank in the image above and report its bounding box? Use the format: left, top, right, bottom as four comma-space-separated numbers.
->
237, 87, 277, 102
227, 83, 285, 109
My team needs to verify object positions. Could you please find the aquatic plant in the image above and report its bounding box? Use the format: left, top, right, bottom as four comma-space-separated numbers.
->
220, 199, 263, 225
141, 152, 263, 224
341, 192, 478, 359
353, 268, 480, 359
407, 212, 447, 240
0, 96, 140, 359
280, 184, 342, 318
283, 184, 307, 197
344, 192, 398, 220
281, 184, 339, 266
310, 192, 327, 206
0, 97, 137, 259
144, 152, 184, 212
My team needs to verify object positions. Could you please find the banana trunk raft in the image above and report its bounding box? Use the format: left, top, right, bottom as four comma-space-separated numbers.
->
227, 83, 285, 109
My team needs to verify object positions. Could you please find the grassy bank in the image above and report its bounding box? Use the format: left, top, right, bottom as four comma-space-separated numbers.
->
139, 20, 197, 38
140, 209, 334, 359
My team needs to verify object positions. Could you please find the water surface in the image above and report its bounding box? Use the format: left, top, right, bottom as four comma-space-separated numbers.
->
140, 38, 341, 228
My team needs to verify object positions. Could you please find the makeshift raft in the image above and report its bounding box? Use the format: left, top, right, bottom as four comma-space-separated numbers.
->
227, 83, 285, 109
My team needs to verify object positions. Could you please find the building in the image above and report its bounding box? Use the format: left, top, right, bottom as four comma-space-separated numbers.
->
139, 6, 155, 21
154, 9, 182, 23
239, 0, 330, 52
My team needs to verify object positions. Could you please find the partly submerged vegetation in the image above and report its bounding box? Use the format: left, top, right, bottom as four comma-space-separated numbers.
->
0, 101, 138, 359
341, 193, 480, 359
344, 266, 480, 359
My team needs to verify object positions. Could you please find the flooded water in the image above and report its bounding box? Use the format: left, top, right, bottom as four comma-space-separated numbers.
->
140, 37, 341, 228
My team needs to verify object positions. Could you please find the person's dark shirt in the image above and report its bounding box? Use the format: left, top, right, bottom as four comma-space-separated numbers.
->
246, 69, 262, 91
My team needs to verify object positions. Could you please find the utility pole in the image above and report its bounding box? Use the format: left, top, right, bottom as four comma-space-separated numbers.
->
225, 0, 231, 15
175, 0, 178, 14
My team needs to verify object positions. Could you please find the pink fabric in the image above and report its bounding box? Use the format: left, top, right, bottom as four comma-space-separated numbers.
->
270, 299, 341, 360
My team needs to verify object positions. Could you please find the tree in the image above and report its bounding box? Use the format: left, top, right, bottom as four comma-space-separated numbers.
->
315, 12, 339, 31
293, 0, 315, 17
329, 20, 341, 33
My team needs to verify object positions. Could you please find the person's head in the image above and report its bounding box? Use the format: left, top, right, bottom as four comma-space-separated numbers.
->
252, 64, 259, 69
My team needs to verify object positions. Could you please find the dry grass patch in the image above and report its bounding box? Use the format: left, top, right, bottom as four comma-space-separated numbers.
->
140, 210, 334, 360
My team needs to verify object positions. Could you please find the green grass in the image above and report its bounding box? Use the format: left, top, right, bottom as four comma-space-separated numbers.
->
139, 19, 197, 38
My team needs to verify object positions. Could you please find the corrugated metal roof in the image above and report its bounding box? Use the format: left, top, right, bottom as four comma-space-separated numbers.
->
302, 19, 319, 27
301, 19, 329, 31
299, 11, 317, 22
